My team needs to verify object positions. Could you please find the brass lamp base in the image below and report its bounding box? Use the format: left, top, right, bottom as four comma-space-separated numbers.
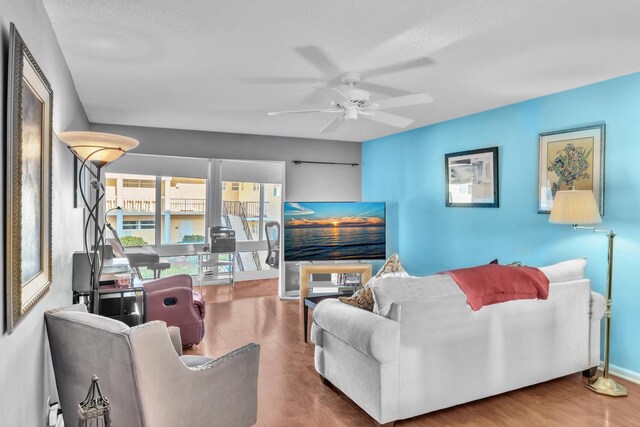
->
586, 376, 628, 397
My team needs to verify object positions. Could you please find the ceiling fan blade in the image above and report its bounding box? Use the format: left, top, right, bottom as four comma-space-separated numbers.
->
241, 77, 318, 84
362, 110, 414, 128
319, 115, 345, 134
364, 56, 434, 79
357, 81, 412, 97
314, 86, 352, 105
267, 108, 341, 116
295, 46, 341, 78
372, 93, 434, 110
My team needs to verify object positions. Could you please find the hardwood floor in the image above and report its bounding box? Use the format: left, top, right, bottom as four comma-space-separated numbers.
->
187, 280, 640, 426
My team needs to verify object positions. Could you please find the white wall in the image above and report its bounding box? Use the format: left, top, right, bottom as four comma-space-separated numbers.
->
0, 1, 88, 425
90, 123, 362, 201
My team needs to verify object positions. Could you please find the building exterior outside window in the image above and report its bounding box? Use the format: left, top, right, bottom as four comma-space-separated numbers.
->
105, 173, 206, 246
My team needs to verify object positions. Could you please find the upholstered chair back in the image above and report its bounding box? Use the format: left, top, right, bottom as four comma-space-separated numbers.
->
45, 304, 144, 426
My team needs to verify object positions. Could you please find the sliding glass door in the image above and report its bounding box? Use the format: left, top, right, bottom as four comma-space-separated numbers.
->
219, 160, 283, 281
221, 181, 281, 276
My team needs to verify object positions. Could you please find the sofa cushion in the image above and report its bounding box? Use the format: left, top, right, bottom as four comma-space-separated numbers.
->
180, 355, 214, 368
539, 258, 587, 283
338, 254, 410, 311
369, 275, 463, 318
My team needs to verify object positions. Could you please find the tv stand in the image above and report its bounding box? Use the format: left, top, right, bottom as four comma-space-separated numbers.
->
299, 263, 372, 306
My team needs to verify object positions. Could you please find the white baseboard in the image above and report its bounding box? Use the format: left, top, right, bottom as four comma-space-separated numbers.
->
598, 362, 640, 385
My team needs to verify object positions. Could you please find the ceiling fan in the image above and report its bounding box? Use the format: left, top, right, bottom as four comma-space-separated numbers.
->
267, 72, 433, 133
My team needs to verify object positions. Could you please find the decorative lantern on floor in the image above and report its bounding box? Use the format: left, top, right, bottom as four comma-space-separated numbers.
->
78, 376, 111, 427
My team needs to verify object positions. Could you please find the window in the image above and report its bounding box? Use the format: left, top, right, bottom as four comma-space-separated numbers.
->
161, 177, 207, 244
231, 183, 239, 191
123, 220, 155, 230
105, 173, 206, 246
123, 179, 155, 188
105, 174, 157, 244
223, 182, 227, 190
221, 181, 282, 253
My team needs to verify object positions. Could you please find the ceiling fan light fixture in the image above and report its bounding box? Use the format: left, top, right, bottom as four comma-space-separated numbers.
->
344, 106, 358, 120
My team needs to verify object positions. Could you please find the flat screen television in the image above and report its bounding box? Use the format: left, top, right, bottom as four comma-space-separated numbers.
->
284, 201, 386, 261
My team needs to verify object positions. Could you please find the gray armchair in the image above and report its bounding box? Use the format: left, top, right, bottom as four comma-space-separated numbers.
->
45, 304, 260, 427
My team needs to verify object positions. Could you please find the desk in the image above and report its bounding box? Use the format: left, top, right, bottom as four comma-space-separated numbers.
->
303, 291, 354, 343
299, 263, 372, 306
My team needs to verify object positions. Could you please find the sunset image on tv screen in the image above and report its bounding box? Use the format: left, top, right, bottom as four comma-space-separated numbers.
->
284, 202, 386, 261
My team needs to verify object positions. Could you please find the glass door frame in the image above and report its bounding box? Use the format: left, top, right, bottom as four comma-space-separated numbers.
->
211, 159, 284, 282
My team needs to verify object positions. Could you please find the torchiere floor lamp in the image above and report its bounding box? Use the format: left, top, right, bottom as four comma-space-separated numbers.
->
60, 131, 138, 313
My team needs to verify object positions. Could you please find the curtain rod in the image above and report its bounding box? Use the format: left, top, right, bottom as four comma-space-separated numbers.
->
292, 160, 360, 167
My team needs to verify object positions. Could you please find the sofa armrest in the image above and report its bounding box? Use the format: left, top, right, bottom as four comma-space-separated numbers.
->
590, 291, 605, 321
589, 291, 606, 367
313, 299, 400, 364
167, 326, 183, 355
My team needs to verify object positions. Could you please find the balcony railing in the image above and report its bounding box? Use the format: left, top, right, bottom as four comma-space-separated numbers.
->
223, 201, 266, 218
106, 198, 206, 214
170, 198, 206, 213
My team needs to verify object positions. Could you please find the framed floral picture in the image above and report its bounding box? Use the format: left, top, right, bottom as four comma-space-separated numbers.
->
538, 124, 605, 214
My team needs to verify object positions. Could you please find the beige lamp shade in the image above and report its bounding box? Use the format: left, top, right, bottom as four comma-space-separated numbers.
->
549, 189, 602, 225
59, 131, 139, 166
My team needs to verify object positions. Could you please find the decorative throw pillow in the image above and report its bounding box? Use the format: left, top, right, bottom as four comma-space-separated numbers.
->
339, 287, 375, 311
338, 253, 410, 311
374, 253, 409, 278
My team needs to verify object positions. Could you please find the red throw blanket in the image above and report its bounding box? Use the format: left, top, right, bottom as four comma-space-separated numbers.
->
446, 264, 549, 311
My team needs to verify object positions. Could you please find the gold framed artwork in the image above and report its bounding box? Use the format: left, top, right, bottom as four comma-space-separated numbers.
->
5, 23, 53, 333
538, 124, 605, 214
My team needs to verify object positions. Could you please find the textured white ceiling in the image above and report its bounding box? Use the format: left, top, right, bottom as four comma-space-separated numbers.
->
42, 0, 640, 142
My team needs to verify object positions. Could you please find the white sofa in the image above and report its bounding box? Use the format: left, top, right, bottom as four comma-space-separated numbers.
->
312, 274, 605, 426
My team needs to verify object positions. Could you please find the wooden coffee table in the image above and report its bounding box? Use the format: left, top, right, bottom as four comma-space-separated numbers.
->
303, 291, 354, 343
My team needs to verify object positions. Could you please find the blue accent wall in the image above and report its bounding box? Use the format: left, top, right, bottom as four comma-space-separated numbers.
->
362, 72, 640, 375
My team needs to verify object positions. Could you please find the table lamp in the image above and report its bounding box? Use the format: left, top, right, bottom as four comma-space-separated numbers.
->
549, 188, 627, 396
60, 131, 139, 313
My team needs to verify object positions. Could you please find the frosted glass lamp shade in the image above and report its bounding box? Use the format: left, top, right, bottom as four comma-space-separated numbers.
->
59, 131, 139, 166
549, 189, 602, 225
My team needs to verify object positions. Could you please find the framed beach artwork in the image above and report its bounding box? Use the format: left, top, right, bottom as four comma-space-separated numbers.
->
445, 147, 499, 208
538, 124, 605, 214
5, 23, 53, 333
